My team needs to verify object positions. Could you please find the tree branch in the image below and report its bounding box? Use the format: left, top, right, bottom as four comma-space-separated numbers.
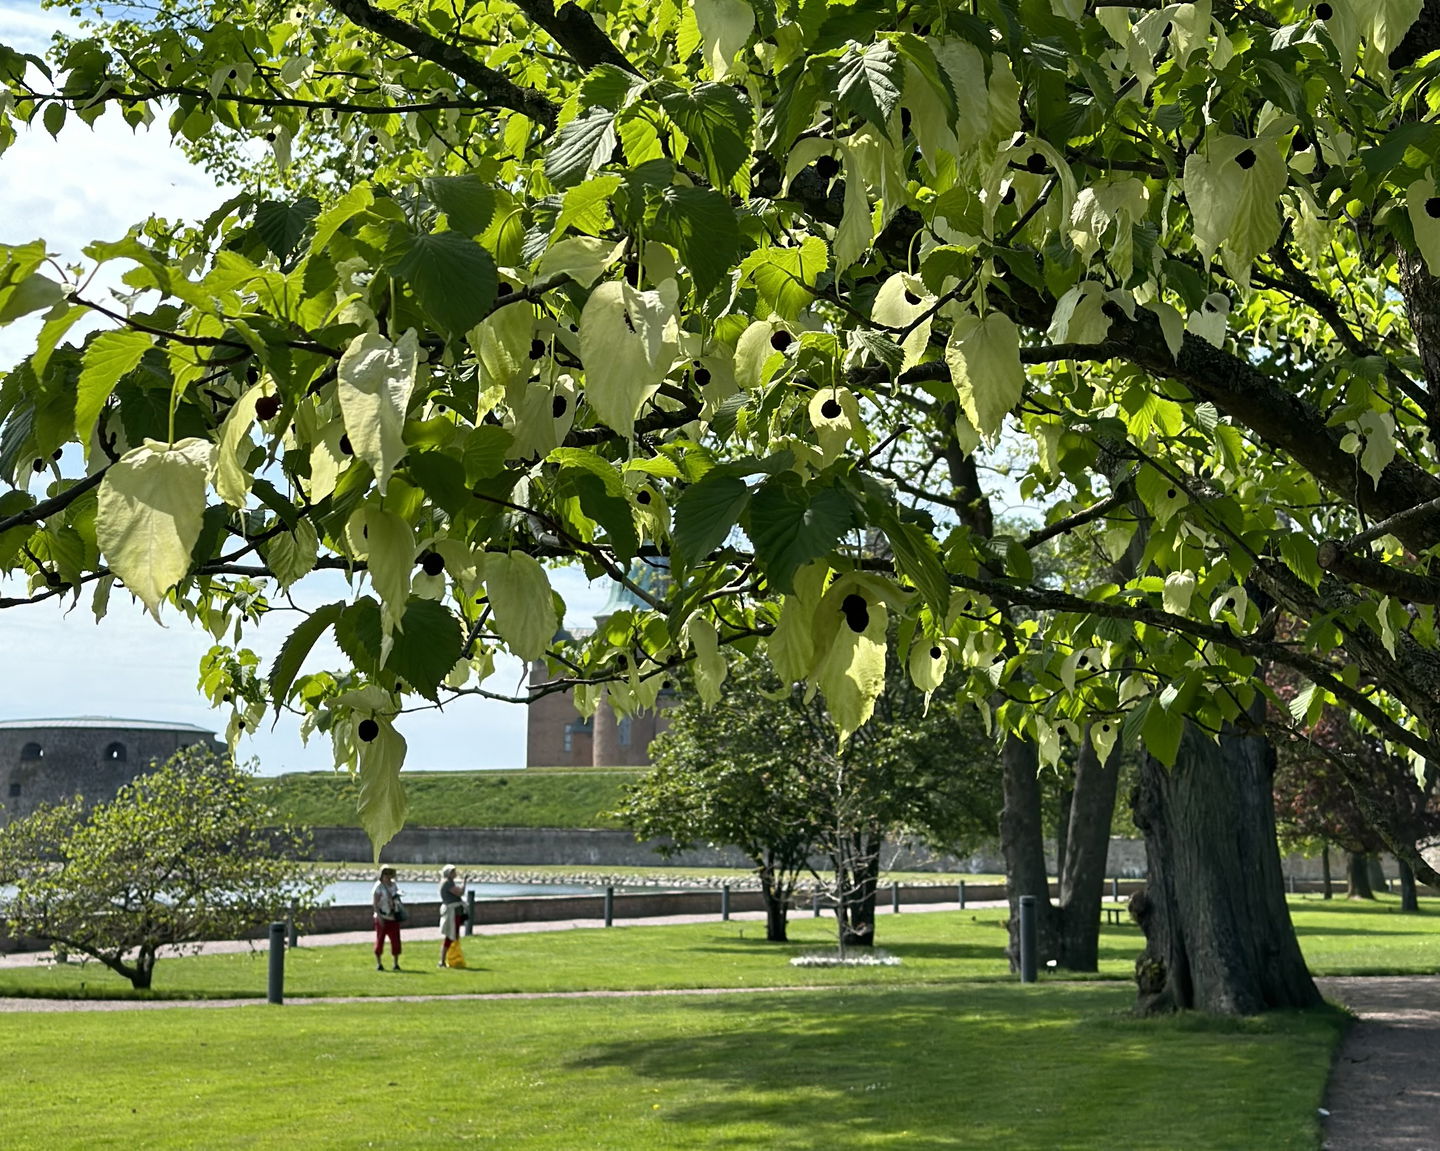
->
324, 0, 557, 128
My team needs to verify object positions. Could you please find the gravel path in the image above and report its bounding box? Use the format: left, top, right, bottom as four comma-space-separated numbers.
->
1316, 976, 1440, 1151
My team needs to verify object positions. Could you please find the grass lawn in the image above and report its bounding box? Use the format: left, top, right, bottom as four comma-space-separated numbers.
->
3, 984, 1342, 1150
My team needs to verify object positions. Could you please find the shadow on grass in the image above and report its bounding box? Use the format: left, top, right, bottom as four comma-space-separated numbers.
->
562, 984, 1344, 1149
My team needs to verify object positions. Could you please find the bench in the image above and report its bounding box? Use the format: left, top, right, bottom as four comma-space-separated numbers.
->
1102, 905, 1126, 926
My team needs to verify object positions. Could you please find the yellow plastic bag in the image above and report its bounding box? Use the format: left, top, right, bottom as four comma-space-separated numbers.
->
445, 940, 467, 969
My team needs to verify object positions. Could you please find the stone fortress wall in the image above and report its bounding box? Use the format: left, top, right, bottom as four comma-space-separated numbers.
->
0, 717, 223, 823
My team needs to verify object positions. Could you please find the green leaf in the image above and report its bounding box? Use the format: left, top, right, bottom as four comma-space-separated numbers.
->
745, 473, 855, 593
945, 312, 1025, 441
268, 601, 345, 713
549, 447, 640, 561
462, 426, 515, 482
253, 198, 319, 261
336, 597, 385, 676
672, 470, 750, 567
656, 82, 754, 187
834, 39, 902, 131
655, 186, 742, 296
883, 516, 950, 617
390, 230, 498, 337
356, 717, 408, 860
95, 437, 214, 620
406, 450, 470, 516
692, 0, 754, 79
389, 598, 465, 701
485, 551, 559, 661
738, 236, 830, 321
0, 272, 63, 324
578, 279, 678, 438
337, 330, 418, 494
421, 175, 496, 236
75, 329, 155, 443
545, 108, 618, 189
1142, 701, 1185, 767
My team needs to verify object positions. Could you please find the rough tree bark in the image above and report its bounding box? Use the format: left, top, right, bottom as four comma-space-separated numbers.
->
1131, 714, 1320, 1015
1057, 734, 1123, 971
1000, 735, 1061, 968
1347, 852, 1376, 900
1398, 857, 1420, 913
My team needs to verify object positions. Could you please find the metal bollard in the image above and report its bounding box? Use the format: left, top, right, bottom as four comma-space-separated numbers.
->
1018, 895, 1038, 984
465, 890, 475, 936
1111, 876, 1120, 900
721, 883, 730, 921
812, 891, 821, 917
604, 885, 614, 927
286, 902, 298, 949
1287, 873, 1295, 894
268, 921, 286, 1005
959, 880, 967, 909
892, 883, 900, 913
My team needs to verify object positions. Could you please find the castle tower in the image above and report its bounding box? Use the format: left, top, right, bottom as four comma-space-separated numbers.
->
0, 717, 224, 823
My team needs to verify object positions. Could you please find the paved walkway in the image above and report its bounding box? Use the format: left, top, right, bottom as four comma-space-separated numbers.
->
1316, 976, 1440, 1151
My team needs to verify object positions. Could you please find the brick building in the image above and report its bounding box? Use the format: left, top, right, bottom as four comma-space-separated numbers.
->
526, 568, 671, 768
0, 717, 224, 823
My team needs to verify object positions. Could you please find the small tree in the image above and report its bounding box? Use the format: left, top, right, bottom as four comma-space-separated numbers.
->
0, 747, 323, 989
619, 656, 999, 949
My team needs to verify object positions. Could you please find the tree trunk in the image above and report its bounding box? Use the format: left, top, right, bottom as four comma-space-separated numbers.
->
1131, 718, 1320, 1015
1322, 843, 1333, 900
1368, 854, 1390, 894
1055, 781, 1074, 882
834, 837, 879, 949
758, 862, 790, 942
1346, 851, 1376, 900
1398, 856, 1419, 913
131, 947, 155, 990
1000, 735, 1061, 969
1056, 732, 1123, 971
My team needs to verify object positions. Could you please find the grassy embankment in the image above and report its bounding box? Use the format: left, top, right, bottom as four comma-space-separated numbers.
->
258, 767, 644, 829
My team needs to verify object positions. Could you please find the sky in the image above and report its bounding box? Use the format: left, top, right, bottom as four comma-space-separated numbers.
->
0, 2, 614, 772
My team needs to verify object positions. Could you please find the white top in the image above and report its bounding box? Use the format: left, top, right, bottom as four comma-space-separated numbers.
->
372, 880, 400, 918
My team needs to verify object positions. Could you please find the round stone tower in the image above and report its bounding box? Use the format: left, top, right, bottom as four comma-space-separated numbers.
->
0, 717, 224, 823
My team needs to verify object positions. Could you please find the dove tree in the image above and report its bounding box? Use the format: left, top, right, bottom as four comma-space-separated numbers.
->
4, 0, 1440, 1011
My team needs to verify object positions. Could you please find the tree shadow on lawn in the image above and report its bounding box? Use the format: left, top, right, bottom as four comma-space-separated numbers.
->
562, 984, 1332, 1149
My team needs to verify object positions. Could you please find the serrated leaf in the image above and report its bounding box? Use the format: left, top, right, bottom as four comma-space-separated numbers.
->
96, 437, 214, 620
356, 717, 408, 860
672, 469, 750, 567
0, 271, 63, 324
389, 597, 465, 701
390, 230, 498, 337
337, 329, 418, 494
421, 175, 496, 236
253, 198, 319, 261
336, 597, 385, 676
262, 518, 319, 588
814, 575, 889, 743
656, 81, 754, 187
1142, 700, 1184, 767
485, 551, 558, 661
545, 107, 618, 189
745, 473, 854, 593
212, 383, 262, 509
835, 39, 902, 131
1162, 570, 1196, 614
945, 311, 1024, 441
536, 235, 625, 288
655, 185, 742, 296
269, 601, 345, 712
737, 236, 830, 321
549, 446, 640, 561
75, 329, 155, 444
578, 279, 677, 438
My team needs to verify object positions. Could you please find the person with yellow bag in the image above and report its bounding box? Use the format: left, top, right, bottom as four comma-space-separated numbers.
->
437, 864, 467, 968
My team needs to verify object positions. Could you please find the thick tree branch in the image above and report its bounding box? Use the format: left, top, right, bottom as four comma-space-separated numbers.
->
509, 0, 640, 75
1316, 540, 1440, 605
325, 0, 557, 127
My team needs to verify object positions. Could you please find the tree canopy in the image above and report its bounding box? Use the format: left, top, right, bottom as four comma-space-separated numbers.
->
5, 0, 1440, 861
